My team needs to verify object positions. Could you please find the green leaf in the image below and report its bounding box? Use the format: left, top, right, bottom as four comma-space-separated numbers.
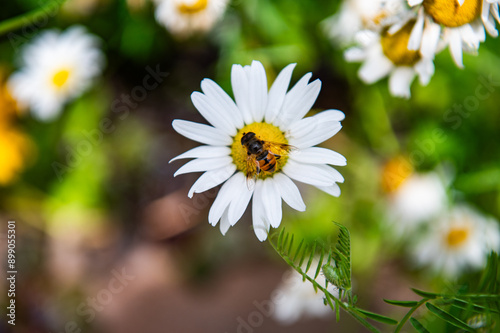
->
410, 318, 430, 333
314, 248, 325, 279
383, 299, 420, 307
448, 298, 500, 314
292, 238, 304, 262
277, 228, 285, 250
411, 288, 438, 299
426, 303, 475, 332
356, 309, 398, 325
305, 242, 317, 273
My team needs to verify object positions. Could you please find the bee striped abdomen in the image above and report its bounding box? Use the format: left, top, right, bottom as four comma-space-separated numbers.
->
258, 152, 277, 172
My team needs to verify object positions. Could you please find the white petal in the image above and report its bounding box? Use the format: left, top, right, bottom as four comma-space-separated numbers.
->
208, 172, 243, 226
169, 146, 230, 163
460, 24, 481, 51
414, 58, 435, 86
248, 60, 268, 122
265, 63, 296, 123
227, 172, 254, 226
315, 164, 344, 183
283, 160, 337, 186
261, 178, 282, 228
172, 119, 232, 146
408, 8, 425, 50
187, 164, 236, 198
219, 207, 231, 235
388, 67, 416, 98
420, 21, 441, 58
359, 54, 393, 84
273, 72, 312, 127
174, 156, 233, 177
200, 79, 244, 129
288, 113, 342, 149
457, 0, 465, 5
191, 92, 237, 136
252, 180, 270, 241
344, 47, 366, 62
408, 0, 424, 5
231, 64, 253, 124
316, 183, 341, 197
274, 173, 306, 211
278, 76, 322, 130
448, 29, 464, 68
290, 147, 346, 166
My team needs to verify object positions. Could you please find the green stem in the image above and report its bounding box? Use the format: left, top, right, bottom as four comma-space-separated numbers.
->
394, 298, 430, 333
268, 237, 381, 333
0, 0, 67, 36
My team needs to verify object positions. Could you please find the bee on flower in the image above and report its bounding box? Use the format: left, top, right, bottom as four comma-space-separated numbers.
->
154, 0, 229, 38
412, 205, 500, 277
7, 26, 105, 121
170, 61, 346, 241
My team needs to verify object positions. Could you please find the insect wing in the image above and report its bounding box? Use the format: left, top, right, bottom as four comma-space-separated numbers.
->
263, 141, 296, 156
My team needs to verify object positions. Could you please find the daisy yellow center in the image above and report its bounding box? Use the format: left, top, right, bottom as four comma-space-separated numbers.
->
381, 20, 421, 66
52, 69, 71, 89
177, 0, 208, 14
381, 156, 413, 193
231, 122, 288, 179
445, 226, 470, 248
423, 0, 481, 27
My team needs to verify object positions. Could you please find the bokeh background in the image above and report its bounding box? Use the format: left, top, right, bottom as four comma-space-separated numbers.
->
1, 0, 500, 332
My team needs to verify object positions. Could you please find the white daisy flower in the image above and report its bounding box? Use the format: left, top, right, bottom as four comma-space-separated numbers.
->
382, 158, 448, 235
272, 262, 338, 324
345, 18, 435, 98
325, 0, 407, 46
170, 61, 346, 241
407, 0, 499, 68
413, 205, 500, 277
154, 0, 228, 37
7, 26, 104, 121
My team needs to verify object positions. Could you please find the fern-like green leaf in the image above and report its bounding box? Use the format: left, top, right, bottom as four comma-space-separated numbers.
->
383, 299, 420, 307
426, 303, 475, 332
410, 317, 430, 333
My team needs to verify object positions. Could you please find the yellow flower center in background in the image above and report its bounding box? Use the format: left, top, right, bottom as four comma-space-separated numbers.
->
445, 226, 470, 248
231, 122, 289, 180
381, 156, 413, 193
381, 20, 421, 66
178, 0, 208, 14
0, 129, 33, 185
52, 69, 71, 89
423, 0, 481, 27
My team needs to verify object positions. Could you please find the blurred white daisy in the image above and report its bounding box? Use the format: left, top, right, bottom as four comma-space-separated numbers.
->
345, 18, 435, 98
272, 263, 338, 324
413, 205, 500, 277
7, 26, 104, 121
382, 158, 448, 234
325, 0, 406, 46
407, 0, 498, 68
154, 0, 228, 37
170, 61, 346, 241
